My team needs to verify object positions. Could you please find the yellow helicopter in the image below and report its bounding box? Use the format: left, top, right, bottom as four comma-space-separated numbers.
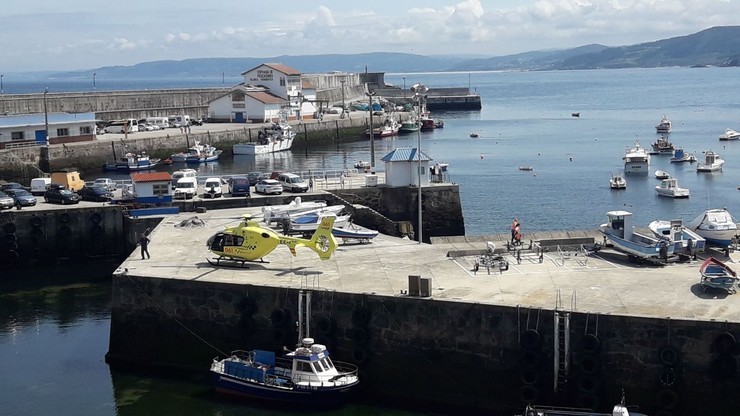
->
206, 214, 338, 267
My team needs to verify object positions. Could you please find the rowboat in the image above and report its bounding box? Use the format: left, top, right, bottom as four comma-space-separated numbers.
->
699, 257, 738, 294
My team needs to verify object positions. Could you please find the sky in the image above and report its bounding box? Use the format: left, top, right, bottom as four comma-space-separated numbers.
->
0, 0, 736, 72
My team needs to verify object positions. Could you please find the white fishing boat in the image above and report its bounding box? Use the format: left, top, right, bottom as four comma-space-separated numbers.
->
651, 135, 675, 154
289, 212, 351, 233
366, 116, 400, 138
696, 150, 724, 172
233, 120, 295, 155
655, 178, 690, 198
623, 142, 650, 174
599, 210, 674, 262
670, 148, 696, 163
609, 173, 626, 189
261, 197, 329, 224
686, 208, 738, 247
648, 219, 706, 256
719, 128, 740, 141
654, 169, 670, 179
656, 115, 672, 133
171, 141, 222, 163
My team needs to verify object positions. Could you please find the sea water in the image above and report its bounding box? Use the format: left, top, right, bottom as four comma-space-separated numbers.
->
2, 67, 740, 415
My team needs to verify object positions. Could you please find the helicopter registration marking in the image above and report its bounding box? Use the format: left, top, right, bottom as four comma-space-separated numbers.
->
224, 246, 256, 255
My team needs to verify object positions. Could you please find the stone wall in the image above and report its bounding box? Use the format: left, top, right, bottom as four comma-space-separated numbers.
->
107, 276, 740, 415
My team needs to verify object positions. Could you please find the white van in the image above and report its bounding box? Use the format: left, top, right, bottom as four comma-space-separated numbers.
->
203, 177, 223, 198
30, 177, 52, 196
173, 177, 198, 200
104, 119, 139, 134
146, 117, 170, 130
171, 168, 198, 189
167, 115, 191, 128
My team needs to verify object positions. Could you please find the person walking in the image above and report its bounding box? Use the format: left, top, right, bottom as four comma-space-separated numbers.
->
309, 176, 314, 191
510, 218, 519, 244
139, 229, 151, 260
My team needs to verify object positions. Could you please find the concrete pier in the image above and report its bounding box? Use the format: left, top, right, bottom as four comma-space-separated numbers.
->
108, 207, 740, 415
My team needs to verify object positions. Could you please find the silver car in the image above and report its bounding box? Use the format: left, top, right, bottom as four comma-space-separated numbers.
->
255, 179, 283, 195
0, 191, 15, 209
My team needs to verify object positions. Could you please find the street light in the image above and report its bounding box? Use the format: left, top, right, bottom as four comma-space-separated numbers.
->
1, 74, 3, 94
43, 87, 50, 146
222, 72, 225, 87
403, 76, 406, 99
410, 83, 428, 244
93, 72, 96, 90
339, 79, 346, 113
366, 85, 377, 168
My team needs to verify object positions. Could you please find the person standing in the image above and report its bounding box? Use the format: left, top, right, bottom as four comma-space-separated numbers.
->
340, 172, 345, 189
139, 229, 151, 260
511, 218, 519, 244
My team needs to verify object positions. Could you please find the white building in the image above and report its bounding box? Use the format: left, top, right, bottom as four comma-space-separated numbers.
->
381, 147, 432, 187
130, 172, 173, 205
0, 112, 96, 149
207, 63, 317, 123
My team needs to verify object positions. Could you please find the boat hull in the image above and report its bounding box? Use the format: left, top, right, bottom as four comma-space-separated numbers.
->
687, 209, 738, 247
211, 372, 353, 405
600, 228, 673, 259
233, 137, 294, 155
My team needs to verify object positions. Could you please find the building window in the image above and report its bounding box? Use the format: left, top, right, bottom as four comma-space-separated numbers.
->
280, 77, 286, 87
232, 91, 245, 101
152, 183, 169, 196
56, 128, 69, 137
80, 126, 92, 135
11, 131, 25, 140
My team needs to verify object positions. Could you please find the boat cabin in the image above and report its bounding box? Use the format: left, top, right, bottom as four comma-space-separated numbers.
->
603, 210, 633, 240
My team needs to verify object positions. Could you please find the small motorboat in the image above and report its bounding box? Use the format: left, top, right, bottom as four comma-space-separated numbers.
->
686, 208, 738, 247
719, 128, 740, 141
354, 160, 371, 170
696, 150, 724, 172
670, 148, 695, 163
655, 178, 690, 198
332, 223, 379, 243
610, 173, 626, 189
518, 166, 533, 171
571, 112, 580, 117
656, 115, 672, 133
648, 219, 706, 256
470, 132, 480, 138
654, 170, 670, 179
699, 257, 738, 294
599, 211, 674, 262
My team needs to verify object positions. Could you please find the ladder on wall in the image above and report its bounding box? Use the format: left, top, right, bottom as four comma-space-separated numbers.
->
297, 290, 312, 341
553, 290, 575, 392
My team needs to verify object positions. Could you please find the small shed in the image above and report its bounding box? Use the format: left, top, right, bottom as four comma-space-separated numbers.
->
381, 147, 432, 187
130, 172, 173, 205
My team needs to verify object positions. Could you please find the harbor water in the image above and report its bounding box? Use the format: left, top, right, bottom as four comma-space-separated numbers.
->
2, 67, 740, 415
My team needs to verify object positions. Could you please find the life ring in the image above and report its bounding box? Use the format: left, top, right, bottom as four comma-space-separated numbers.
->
576, 393, 600, 411
237, 297, 258, 316
518, 385, 539, 403
31, 216, 43, 228
317, 315, 335, 336
3, 223, 16, 234
351, 306, 371, 326
57, 226, 72, 239
520, 329, 542, 351
660, 368, 677, 387
351, 326, 370, 345
655, 388, 679, 410
271, 308, 288, 327
352, 347, 372, 364
580, 334, 601, 354
577, 375, 601, 395
713, 332, 736, 355
520, 368, 540, 385
578, 354, 600, 375
59, 213, 71, 224
520, 350, 543, 369
659, 347, 680, 366
31, 228, 43, 239
91, 212, 103, 224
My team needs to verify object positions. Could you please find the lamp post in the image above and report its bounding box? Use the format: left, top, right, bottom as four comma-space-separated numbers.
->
93, 72, 96, 90
43, 87, 50, 146
403, 76, 406, 99
410, 83, 428, 244
222, 72, 225, 88
366, 86, 377, 168
1, 74, 3, 94
339, 79, 346, 113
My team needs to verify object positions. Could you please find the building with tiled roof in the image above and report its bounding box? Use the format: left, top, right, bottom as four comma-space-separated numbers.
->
130, 171, 172, 205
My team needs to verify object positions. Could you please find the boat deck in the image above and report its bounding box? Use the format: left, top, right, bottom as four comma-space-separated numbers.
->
120, 207, 740, 323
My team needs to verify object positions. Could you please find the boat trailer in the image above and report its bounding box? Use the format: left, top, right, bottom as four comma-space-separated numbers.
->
473, 242, 509, 274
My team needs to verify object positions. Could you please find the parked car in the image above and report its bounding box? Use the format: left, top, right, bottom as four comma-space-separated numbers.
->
77, 186, 114, 202
0, 191, 15, 209
138, 123, 155, 131
30, 177, 52, 195
1, 182, 29, 191
93, 178, 117, 192
255, 179, 283, 195
269, 170, 284, 179
203, 177, 223, 198
247, 171, 263, 186
44, 184, 82, 204
3, 188, 37, 207
228, 176, 251, 197
276, 173, 309, 193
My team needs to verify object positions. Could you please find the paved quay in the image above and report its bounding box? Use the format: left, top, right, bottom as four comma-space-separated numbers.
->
119, 207, 740, 323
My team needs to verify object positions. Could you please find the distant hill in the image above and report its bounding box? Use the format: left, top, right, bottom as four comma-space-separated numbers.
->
44, 26, 740, 80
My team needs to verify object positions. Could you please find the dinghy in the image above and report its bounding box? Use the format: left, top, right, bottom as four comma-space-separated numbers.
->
699, 257, 738, 294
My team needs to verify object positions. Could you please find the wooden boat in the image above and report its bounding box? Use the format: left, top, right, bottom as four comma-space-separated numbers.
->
699, 257, 738, 294
210, 290, 359, 404
654, 169, 670, 179
599, 211, 674, 262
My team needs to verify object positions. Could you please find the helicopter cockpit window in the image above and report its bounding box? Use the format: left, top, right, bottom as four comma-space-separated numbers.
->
223, 235, 245, 247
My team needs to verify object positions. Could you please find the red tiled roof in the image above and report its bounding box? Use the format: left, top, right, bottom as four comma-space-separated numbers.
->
241, 63, 302, 76
131, 172, 172, 182
246, 91, 288, 104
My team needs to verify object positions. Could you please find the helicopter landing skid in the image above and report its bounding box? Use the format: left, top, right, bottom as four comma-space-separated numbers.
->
207, 256, 250, 268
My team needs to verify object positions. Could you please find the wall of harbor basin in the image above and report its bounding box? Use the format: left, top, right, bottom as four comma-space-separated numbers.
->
106, 277, 739, 415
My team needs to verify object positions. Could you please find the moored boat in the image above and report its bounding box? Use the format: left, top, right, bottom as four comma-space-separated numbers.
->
686, 208, 738, 247
171, 141, 222, 163
656, 115, 672, 133
210, 290, 359, 404
104, 152, 160, 171
648, 219, 706, 256
654, 169, 670, 179
623, 142, 650, 174
670, 148, 695, 163
609, 173, 626, 189
651, 135, 675, 154
366, 116, 400, 138
699, 257, 738, 294
696, 150, 724, 172
398, 118, 421, 134
599, 210, 674, 262
719, 128, 740, 141
655, 178, 689, 198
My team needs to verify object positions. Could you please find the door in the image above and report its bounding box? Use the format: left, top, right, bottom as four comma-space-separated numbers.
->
234, 112, 245, 123
35, 130, 47, 144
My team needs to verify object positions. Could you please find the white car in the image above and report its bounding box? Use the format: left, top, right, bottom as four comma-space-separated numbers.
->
255, 179, 283, 195
93, 178, 117, 192
203, 177, 223, 198
277, 173, 309, 193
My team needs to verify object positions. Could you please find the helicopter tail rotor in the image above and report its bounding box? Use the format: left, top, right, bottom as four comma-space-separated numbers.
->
304, 216, 339, 260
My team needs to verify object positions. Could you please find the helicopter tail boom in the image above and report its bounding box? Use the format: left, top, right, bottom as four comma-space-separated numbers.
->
280, 216, 338, 260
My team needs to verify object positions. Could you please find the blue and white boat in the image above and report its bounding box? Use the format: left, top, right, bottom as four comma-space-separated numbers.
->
649, 219, 706, 256
210, 290, 359, 405
171, 141, 222, 163
104, 152, 160, 171
332, 223, 379, 242
670, 148, 696, 163
599, 211, 674, 261
686, 208, 738, 247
